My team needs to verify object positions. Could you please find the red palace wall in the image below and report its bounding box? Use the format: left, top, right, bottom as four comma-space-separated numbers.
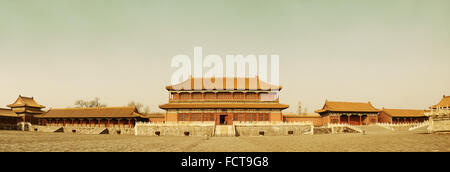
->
283, 116, 324, 126
173, 112, 273, 125
378, 111, 393, 123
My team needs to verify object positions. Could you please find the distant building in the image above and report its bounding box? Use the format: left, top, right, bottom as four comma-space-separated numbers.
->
159, 77, 289, 125
0, 108, 20, 130
378, 108, 429, 123
315, 100, 380, 125
426, 95, 450, 118
7, 95, 46, 124
430, 95, 450, 110
35, 106, 148, 128
0, 95, 148, 130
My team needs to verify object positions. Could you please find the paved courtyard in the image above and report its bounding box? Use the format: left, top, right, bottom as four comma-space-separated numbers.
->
0, 128, 449, 152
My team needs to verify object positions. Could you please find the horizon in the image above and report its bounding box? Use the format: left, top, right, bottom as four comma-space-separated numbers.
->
1, 0, 449, 113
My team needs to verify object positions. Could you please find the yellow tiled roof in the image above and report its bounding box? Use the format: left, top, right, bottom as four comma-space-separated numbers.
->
431, 95, 450, 109
283, 113, 321, 118
382, 109, 427, 117
315, 100, 379, 113
36, 106, 143, 118
0, 108, 17, 117
159, 103, 289, 109
166, 77, 282, 91
7, 95, 45, 108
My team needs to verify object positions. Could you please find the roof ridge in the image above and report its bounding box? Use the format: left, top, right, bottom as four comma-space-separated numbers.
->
8, 95, 45, 108
383, 108, 425, 110
20, 96, 34, 99
166, 76, 282, 91
327, 101, 371, 104
50, 106, 136, 110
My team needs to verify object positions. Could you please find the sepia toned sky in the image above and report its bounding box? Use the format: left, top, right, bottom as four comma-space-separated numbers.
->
0, 0, 449, 113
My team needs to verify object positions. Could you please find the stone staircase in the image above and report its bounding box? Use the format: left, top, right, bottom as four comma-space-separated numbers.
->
409, 122, 430, 132
214, 125, 236, 137
359, 125, 394, 134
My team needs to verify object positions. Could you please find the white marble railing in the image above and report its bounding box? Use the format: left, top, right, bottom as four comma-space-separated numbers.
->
377, 121, 429, 131
377, 122, 427, 127
135, 121, 215, 127
426, 106, 450, 116
409, 121, 430, 131
233, 121, 313, 126
327, 123, 363, 133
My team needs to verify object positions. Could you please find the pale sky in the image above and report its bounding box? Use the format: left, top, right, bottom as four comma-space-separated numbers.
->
0, 0, 449, 113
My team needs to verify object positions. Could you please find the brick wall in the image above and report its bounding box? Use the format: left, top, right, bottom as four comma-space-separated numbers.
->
283, 116, 324, 126
378, 111, 392, 123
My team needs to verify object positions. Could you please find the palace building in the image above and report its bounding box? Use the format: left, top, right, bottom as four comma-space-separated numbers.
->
425, 95, 450, 133
378, 108, 429, 124
0, 108, 21, 130
159, 77, 290, 125
35, 106, 148, 128
430, 95, 450, 110
315, 100, 380, 125
426, 95, 450, 118
0, 95, 149, 130
0, 92, 437, 134
7, 95, 46, 124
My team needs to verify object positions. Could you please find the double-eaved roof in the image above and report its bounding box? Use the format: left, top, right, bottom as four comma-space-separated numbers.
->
315, 100, 379, 113
283, 113, 321, 118
431, 95, 450, 109
36, 106, 143, 118
159, 103, 289, 109
7, 95, 45, 108
166, 77, 282, 91
382, 109, 427, 117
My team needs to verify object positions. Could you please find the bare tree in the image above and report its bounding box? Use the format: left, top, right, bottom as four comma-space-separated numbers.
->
128, 101, 150, 114
75, 97, 107, 108
297, 101, 302, 115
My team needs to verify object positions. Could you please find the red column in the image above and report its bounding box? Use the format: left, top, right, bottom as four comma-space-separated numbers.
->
347, 115, 350, 125
359, 115, 362, 125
